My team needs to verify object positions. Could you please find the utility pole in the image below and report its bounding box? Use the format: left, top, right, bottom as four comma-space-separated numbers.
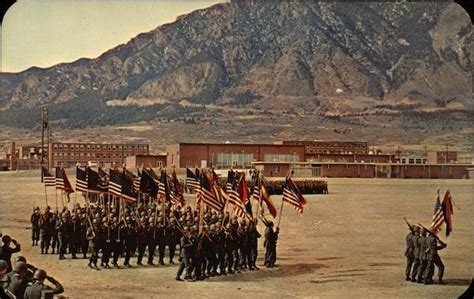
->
41, 107, 49, 181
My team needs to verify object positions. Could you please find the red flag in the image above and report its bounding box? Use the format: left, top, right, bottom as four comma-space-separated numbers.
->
261, 182, 277, 218
442, 191, 453, 237
237, 174, 249, 205
61, 168, 74, 200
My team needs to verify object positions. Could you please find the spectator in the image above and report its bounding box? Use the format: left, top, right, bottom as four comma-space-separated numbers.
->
23, 269, 64, 299
0, 235, 21, 272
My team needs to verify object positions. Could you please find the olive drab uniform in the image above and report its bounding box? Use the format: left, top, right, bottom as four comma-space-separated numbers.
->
264, 225, 279, 268
424, 234, 447, 284
410, 231, 421, 281
176, 234, 194, 280
404, 231, 415, 280
39, 211, 53, 254
87, 222, 101, 269
30, 209, 41, 246
416, 231, 429, 283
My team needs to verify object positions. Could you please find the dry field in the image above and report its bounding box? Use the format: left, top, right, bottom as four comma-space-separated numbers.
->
0, 171, 472, 298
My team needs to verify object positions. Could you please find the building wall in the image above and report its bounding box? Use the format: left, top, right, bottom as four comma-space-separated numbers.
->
170, 143, 305, 169
427, 151, 457, 164
305, 153, 393, 163
283, 140, 368, 154
126, 155, 167, 169
50, 142, 150, 168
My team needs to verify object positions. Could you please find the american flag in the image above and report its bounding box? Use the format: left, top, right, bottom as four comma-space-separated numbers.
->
75, 166, 88, 192
124, 168, 140, 193
282, 177, 307, 213
98, 167, 109, 192
186, 168, 200, 191
158, 171, 167, 201
55, 167, 64, 190
431, 190, 454, 236
226, 170, 235, 194
232, 173, 249, 219
170, 170, 185, 206
41, 166, 55, 187
86, 167, 102, 193
199, 171, 225, 211
109, 168, 123, 197
122, 168, 138, 202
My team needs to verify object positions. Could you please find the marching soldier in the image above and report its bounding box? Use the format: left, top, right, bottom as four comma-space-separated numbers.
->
416, 228, 429, 283
39, 207, 52, 255
56, 213, 71, 260
224, 223, 235, 274
100, 217, 111, 269
50, 211, 60, 255
123, 216, 137, 268
110, 217, 122, 268
215, 222, 227, 275
147, 217, 157, 266
404, 225, 416, 281
248, 219, 261, 270
176, 227, 194, 281
424, 231, 447, 285
87, 218, 101, 270
410, 226, 421, 282
30, 207, 41, 247
166, 218, 180, 264
156, 217, 166, 266
136, 218, 148, 266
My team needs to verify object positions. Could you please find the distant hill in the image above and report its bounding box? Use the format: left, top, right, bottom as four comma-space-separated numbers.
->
0, 1, 471, 129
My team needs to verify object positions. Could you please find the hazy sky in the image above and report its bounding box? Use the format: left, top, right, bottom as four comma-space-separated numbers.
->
1, 1, 223, 73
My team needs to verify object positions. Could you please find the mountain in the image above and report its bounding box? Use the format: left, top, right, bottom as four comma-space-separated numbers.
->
0, 1, 471, 129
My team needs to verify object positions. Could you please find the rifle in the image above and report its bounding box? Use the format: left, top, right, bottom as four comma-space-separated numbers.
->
403, 217, 414, 232
417, 223, 446, 245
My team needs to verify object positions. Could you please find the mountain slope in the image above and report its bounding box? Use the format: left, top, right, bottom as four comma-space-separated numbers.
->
1, 1, 471, 128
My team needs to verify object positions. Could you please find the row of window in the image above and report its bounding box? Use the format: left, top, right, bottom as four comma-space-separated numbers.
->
53, 144, 148, 151
264, 154, 300, 163
54, 152, 130, 159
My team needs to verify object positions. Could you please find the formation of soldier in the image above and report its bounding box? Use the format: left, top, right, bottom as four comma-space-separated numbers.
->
1, 233, 64, 299
30, 200, 280, 281
404, 225, 446, 285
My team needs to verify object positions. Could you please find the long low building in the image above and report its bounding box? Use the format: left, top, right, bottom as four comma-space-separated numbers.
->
252, 161, 472, 179
166, 142, 305, 169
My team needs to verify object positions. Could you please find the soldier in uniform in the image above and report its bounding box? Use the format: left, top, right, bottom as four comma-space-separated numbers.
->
166, 218, 180, 264
416, 228, 429, 283
410, 226, 421, 282
50, 210, 60, 255
136, 218, 148, 266
123, 216, 137, 268
56, 213, 71, 260
110, 217, 122, 268
424, 231, 447, 285
215, 221, 227, 275
264, 220, 279, 268
146, 217, 157, 266
80, 213, 89, 259
23, 269, 64, 299
404, 225, 416, 281
156, 217, 166, 266
224, 223, 235, 274
0, 235, 21, 273
87, 218, 101, 270
176, 227, 194, 281
30, 207, 41, 247
39, 207, 52, 254
101, 217, 112, 269
248, 219, 261, 270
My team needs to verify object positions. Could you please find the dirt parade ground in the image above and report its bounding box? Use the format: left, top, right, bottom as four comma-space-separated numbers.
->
0, 171, 472, 298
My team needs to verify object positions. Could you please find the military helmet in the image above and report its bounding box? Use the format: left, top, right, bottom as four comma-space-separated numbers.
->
149, 217, 155, 223
0, 260, 8, 272
192, 225, 198, 231
14, 256, 27, 264
183, 226, 190, 233
93, 219, 99, 224
13, 261, 28, 273
210, 224, 216, 230
33, 269, 47, 281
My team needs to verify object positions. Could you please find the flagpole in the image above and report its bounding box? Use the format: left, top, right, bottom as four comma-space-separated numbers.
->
55, 188, 58, 211
44, 185, 49, 207
277, 197, 285, 228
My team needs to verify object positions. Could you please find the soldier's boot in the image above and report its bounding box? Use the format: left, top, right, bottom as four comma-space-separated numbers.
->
220, 269, 227, 275
41, 247, 44, 254
175, 275, 184, 281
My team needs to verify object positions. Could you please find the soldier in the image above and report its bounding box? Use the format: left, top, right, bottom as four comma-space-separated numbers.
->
0, 260, 9, 296
215, 221, 227, 275
224, 223, 235, 274
238, 220, 249, 270
110, 217, 122, 268
156, 217, 166, 266
80, 214, 89, 259
264, 221, 279, 268
410, 226, 421, 282
166, 218, 180, 264
424, 231, 447, 285
30, 207, 41, 246
416, 228, 429, 283
136, 218, 148, 266
404, 225, 416, 281
50, 210, 60, 255
69, 212, 82, 259
248, 219, 261, 270
123, 216, 137, 268
5, 261, 31, 299
0, 235, 21, 273
207, 224, 219, 277
176, 227, 194, 281
56, 213, 71, 260
146, 217, 157, 266
39, 207, 52, 254
86, 218, 101, 270
23, 269, 64, 299
101, 217, 112, 269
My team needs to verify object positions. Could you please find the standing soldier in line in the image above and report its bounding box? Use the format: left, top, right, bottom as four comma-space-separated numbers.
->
215, 222, 227, 275
264, 220, 279, 268
87, 219, 101, 270
123, 217, 137, 268
110, 217, 122, 268
192, 226, 204, 280
136, 218, 148, 266
30, 207, 41, 247
206, 224, 219, 277
416, 227, 429, 283
410, 226, 421, 282
70, 212, 82, 259
39, 207, 52, 254
80, 214, 89, 259
156, 217, 166, 266
166, 218, 180, 264
100, 217, 111, 269
404, 225, 416, 281
56, 213, 71, 260
146, 217, 157, 266
50, 211, 60, 255
424, 231, 447, 285
224, 223, 235, 274
248, 219, 261, 270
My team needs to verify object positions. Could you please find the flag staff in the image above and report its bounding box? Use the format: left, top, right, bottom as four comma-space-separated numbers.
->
277, 170, 292, 228
255, 172, 261, 218
44, 184, 49, 207
55, 188, 58, 211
